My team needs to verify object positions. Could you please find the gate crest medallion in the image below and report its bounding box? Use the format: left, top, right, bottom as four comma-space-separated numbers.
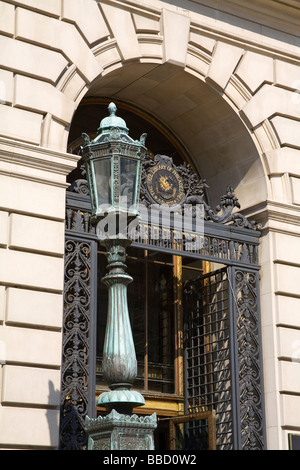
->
145, 154, 185, 206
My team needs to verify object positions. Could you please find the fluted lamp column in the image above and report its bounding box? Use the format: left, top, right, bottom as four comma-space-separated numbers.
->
81, 103, 157, 450
98, 237, 145, 413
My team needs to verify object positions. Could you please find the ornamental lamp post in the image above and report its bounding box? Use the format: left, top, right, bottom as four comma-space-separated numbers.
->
81, 103, 157, 450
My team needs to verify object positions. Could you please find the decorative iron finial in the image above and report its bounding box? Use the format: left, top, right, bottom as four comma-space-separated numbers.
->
97, 102, 129, 135
108, 102, 117, 115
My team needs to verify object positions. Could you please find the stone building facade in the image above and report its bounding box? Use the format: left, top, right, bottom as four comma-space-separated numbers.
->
0, 0, 299, 450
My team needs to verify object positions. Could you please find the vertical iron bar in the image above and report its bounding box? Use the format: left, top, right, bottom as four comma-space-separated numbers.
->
145, 250, 149, 391
254, 270, 267, 450
227, 266, 242, 450
87, 239, 98, 419
229, 266, 266, 450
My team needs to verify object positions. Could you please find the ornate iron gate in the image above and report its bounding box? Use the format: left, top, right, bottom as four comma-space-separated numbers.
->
183, 267, 265, 450
60, 156, 266, 450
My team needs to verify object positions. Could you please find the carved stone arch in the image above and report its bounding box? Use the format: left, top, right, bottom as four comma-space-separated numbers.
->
60, 63, 268, 212
42, 2, 276, 211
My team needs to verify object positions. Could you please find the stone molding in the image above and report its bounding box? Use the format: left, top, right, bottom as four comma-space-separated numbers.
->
186, 0, 300, 35
99, 0, 300, 57
241, 199, 300, 234
0, 137, 79, 187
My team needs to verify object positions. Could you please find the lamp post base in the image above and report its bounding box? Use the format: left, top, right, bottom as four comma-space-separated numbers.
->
85, 409, 157, 451
97, 389, 145, 415
88, 230, 157, 450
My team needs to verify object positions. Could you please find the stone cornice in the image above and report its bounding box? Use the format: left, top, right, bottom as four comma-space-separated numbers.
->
175, 0, 300, 35
106, 0, 300, 31
99, 0, 300, 27
242, 199, 300, 235
0, 137, 78, 174
103, 0, 300, 60
0, 137, 79, 187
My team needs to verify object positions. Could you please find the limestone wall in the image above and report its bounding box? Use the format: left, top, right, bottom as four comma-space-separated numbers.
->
0, 138, 77, 447
0, 0, 299, 449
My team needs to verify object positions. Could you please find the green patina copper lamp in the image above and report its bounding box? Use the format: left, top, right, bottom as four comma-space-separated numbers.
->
81, 102, 146, 227
81, 102, 147, 415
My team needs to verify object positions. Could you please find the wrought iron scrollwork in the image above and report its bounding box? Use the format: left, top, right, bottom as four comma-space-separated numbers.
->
68, 163, 90, 195
234, 269, 265, 450
66, 207, 95, 234
71, 152, 259, 230
60, 239, 93, 450
140, 154, 258, 230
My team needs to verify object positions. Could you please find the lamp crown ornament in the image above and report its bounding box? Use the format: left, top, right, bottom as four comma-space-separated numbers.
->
97, 102, 129, 136
80, 102, 147, 229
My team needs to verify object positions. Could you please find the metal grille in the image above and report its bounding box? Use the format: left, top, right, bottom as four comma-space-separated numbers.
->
60, 195, 98, 450
184, 268, 233, 450
61, 190, 266, 450
233, 268, 266, 450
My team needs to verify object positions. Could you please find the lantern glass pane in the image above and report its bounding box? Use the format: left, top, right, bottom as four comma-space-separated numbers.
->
120, 157, 138, 208
93, 158, 112, 209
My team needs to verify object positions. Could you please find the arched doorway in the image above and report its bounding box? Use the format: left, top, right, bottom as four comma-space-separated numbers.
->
60, 64, 267, 450
80, 62, 268, 211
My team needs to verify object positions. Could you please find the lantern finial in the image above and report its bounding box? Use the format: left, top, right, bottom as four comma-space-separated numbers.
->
108, 102, 117, 115
97, 102, 128, 135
